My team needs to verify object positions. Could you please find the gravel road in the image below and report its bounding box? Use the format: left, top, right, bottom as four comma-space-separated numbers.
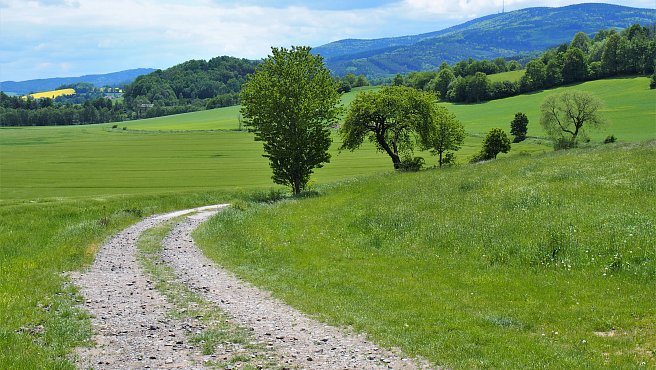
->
73, 205, 434, 369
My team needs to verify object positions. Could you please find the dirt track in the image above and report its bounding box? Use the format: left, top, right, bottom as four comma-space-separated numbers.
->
73, 205, 433, 369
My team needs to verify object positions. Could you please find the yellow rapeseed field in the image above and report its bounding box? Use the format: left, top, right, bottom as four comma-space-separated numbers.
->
25, 88, 76, 99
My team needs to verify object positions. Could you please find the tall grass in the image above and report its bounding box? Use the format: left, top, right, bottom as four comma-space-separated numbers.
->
195, 141, 656, 368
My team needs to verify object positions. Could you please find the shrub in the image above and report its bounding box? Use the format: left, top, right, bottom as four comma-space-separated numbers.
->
510, 112, 529, 143
650, 72, 656, 89
553, 137, 576, 150
111, 124, 118, 129
442, 152, 456, 166
398, 156, 425, 172
604, 135, 617, 144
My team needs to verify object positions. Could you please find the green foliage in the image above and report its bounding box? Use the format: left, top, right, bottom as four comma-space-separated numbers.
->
562, 47, 588, 83
122, 56, 257, 119
397, 156, 425, 172
195, 141, 656, 369
340, 86, 437, 169
651, 72, 656, 89
427, 106, 465, 167
510, 112, 529, 143
604, 134, 617, 144
240, 46, 341, 194
476, 128, 512, 161
540, 91, 606, 148
570, 32, 591, 53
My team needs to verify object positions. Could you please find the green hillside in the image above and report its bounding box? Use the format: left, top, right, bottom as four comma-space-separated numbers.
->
445, 76, 656, 142
195, 141, 656, 368
315, 3, 656, 77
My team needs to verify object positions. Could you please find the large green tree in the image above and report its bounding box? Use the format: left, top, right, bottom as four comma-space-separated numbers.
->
540, 91, 606, 148
562, 47, 588, 83
240, 46, 341, 194
340, 86, 436, 169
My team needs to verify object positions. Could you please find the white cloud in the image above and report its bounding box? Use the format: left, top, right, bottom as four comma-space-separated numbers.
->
1, 0, 654, 81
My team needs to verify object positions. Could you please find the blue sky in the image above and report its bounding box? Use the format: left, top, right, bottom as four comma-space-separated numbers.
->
1, 0, 654, 81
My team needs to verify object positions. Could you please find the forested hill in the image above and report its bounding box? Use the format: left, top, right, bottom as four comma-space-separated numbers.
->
0, 68, 155, 95
314, 3, 656, 77
123, 56, 258, 111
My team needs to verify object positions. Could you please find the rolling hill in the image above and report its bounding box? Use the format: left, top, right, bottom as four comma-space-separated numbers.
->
0, 68, 156, 95
314, 3, 656, 77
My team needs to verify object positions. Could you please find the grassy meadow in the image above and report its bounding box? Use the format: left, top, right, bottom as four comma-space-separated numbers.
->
488, 69, 525, 83
195, 141, 656, 368
0, 77, 654, 368
444, 76, 656, 142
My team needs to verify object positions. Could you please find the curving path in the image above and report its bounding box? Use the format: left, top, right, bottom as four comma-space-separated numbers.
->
73, 205, 434, 369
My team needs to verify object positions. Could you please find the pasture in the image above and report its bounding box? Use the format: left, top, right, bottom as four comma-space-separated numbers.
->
488, 69, 525, 82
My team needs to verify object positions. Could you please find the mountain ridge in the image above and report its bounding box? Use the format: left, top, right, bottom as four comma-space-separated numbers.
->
314, 3, 656, 77
0, 68, 157, 95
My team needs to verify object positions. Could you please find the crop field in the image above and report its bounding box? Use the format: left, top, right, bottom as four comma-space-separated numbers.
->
26, 88, 76, 100
195, 141, 656, 369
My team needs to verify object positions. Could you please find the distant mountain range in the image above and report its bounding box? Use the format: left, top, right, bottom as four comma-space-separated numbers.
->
0, 68, 156, 95
314, 3, 656, 77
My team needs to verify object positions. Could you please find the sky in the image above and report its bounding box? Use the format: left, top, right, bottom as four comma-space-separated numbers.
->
1, 0, 654, 81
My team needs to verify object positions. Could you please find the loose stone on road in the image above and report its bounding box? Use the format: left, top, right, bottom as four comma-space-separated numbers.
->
73, 205, 434, 369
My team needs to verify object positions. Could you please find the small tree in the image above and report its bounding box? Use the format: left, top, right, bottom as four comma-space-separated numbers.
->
427, 107, 465, 167
240, 46, 341, 194
650, 72, 656, 89
510, 112, 529, 143
481, 128, 511, 159
539, 91, 606, 149
340, 86, 436, 170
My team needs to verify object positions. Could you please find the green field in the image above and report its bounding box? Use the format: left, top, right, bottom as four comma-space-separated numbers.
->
488, 69, 525, 83
445, 76, 656, 142
195, 141, 656, 368
125, 86, 379, 131
1, 77, 654, 368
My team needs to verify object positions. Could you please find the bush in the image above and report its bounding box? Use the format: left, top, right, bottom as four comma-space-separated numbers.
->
510, 112, 529, 143
111, 124, 118, 129
553, 137, 576, 150
442, 152, 456, 166
247, 188, 288, 203
398, 156, 425, 172
604, 135, 617, 144
650, 72, 656, 89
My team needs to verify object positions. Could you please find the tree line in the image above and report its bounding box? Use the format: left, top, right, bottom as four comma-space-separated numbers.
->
396, 24, 655, 103
0, 93, 127, 126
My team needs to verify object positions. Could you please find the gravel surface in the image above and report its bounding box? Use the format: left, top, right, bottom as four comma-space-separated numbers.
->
73, 205, 435, 369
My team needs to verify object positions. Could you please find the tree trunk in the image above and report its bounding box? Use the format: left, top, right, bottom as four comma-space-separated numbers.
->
293, 176, 301, 195
375, 131, 401, 169
439, 151, 443, 167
